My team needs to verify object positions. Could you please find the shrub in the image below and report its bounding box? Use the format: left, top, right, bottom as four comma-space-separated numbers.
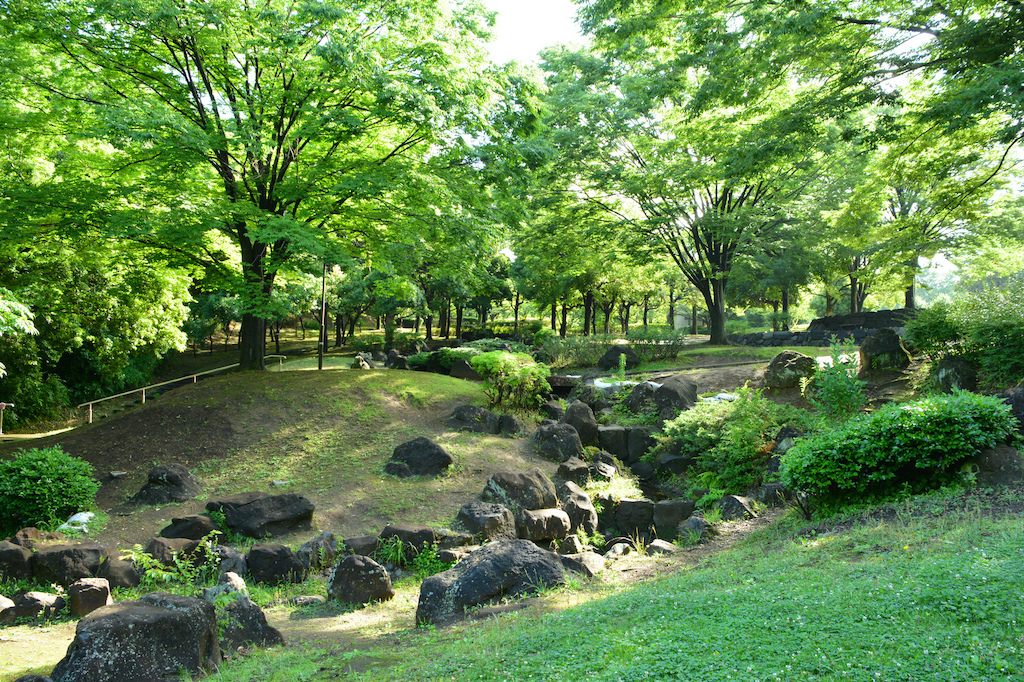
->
0, 446, 98, 534
470, 351, 551, 410
780, 391, 1019, 505
464, 338, 530, 353
540, 335, 611, 368
625, 328, 689, 362
801, 338, 866, 422
903, 301, 965, 361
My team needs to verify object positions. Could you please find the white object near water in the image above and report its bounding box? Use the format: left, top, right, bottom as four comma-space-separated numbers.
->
57, 511, 95, 534
701, 393, 738, 402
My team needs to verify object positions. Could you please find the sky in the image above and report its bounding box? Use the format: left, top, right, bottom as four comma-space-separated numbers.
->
480, 0, 587, 65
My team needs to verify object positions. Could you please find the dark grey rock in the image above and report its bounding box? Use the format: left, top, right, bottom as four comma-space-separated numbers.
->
211, 545, 247, 576
447, 405, 499, 433
539, 400, 565, 421
630, 460, 656, 481
328, 555, 395, 604
497, 414, 525, 437
530, 422, 584, 462
556, 456, 591, 486
931, 356, 978, 393
343, 535, 379, 557
719, 495, 756, 521
456, 502, 516, 541
678, 516, 719, 543
623, 382, 659, 414
205, 492, 268, 514
97, 557, 141, 589
246, 544, 306, 585
145, 537, 201, 566
653, 500, 695, 541
481, 469, 558, 512
449, 359, 483, 381
515, 509, 571, 541
296, 532, 337, 573
31, 542, 109, 586
858, 328, 912, 373
652, 375, 698, 420
562, 400, 599, 446
0, 540, 32, 581
597, 345, 641, 371
222, 493, 315, 538
764, 351, 816, 389
973, 445, 1023, 487
558, 481, 598, 536
386, 437, 454, 477
205, 572, 284, 654
379, 524, 438, 558
131, 464, 202, 505
10, 591, 65, 621
614, 499, 654, 536
68, 578, 112, 618
626, 426, 658, 464
597, 425, 629, 459
159, 515, 219, 541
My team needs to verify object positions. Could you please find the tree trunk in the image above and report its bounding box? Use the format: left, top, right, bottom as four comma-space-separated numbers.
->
550, 298, 557, 331
849, 275, 868, 314
559, 299, 568, 338
781, 289, 790, 331
904, 280, 916, 309
335, 313, 344, 347
455, 306, 464, 339
297, 313, 305, 340
239, 313, 267, 370
274, 321, 281, 354
425, 314, 434, 341
825, 293, 836, 316
513, 292, 521, 332
771, 302, 780, 331
668, 285, 675, 327
582, 291, 593, 337
702, 279, 728, 345
643, 294, 650, 329
691, 305, 698, 335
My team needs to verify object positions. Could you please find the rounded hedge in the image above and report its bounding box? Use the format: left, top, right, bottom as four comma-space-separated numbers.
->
0, 446, 98, 534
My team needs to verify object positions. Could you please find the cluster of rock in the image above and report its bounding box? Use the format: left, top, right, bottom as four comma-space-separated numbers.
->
728, 309, 918, 347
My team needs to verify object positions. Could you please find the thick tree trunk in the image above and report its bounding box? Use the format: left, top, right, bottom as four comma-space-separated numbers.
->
297, 314, 305, 340
455, 306, 464, 339
771, 302, 780, 331
550, 299, 557, 331
513, 292, 521, 332
239, 314, 267, 370
425, 314, 434, 341
559, 299, 568, 338
904, 280, 916, 309
643, 294, 650, 329
335, 313, 344, 347
825, 293, 836, 316
702, 279, 728, 345
849, 276, 868, 314
583, 291, 593, 337
691, 305, 698, 335
667, 285, 675, 327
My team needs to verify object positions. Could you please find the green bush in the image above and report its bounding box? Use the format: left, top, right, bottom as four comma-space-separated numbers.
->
780, 391, 1019, 505
464, 338, 530, 353
658, 387, 815, 493
0, 446, 98, 534
540, 335, 611, 368
802, 338, 865, 422
470, 351, 550, 410
625, 328, 689, 362
903, 301, 965, 362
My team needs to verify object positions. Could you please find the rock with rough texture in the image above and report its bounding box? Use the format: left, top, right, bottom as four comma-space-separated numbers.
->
160, 515, 219, 541
678, 516, 719, 543
653, 500, 695, 541
858, 328, 911, 373
50, 592, 220, 682
10, 591, 65, 621
131, 464, 203, 505
343, 535, 379, 557
212, 545, 247, 576
384, 437, 454, 478
626, 426, 659, 464
1000, 381, 1024, 434
246, 544, 306, 585
614, 499, 655, 536
556, 456, 591, 486
750, 482, 791, 507
497, 414, 525, 437
8, 527, 65, 549
97, 558, 141, 589
68, 578, 113, 618
764, 351, 816, 390
296, 532, 337, 573
515, 509, 571, 541
449, 359, 484, 381
719, 495, 757, 521
972, 445, 1024, 487
481, 469, 558, 513
559, 552, 605, 577
205, 491, 268, 514
379, 524, 438, 557
597, 344, 641, 371
327, 555, 395, 604
0, 540, 32, 580
204, 572, 283, 654
145, 537, 201, 566
562, 400, 599, 446
652, 375, 699, 420
623, 382, 659, 414
647, 539, 683, 555
222, 493, 315, 538
416, 540, 566, 624
0, 594, 14, 624
447, 404, 499, 433
456, 502, 516, 541
31, 543, 109, 586
931, 355, 978, 393
597, 425, 629, 459
530, 422, 584, 462
12, 675, 52, 682
540, 400, 565, 421
558, 481, 599, 536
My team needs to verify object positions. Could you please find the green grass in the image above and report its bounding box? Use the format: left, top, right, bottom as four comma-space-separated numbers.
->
195, 488, 1024, 681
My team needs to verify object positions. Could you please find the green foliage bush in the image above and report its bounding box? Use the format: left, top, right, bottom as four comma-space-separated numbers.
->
903, 301, 965, 362
625, 328, 689, 362
470, 351, 550, 410
802, 338, 865, 422
540, 334, 610, 368
781, 391, 1019, 505
658, 387, 814, 493
0, 446, 98, 533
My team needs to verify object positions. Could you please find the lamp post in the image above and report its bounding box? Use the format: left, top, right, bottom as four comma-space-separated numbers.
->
0, 403, 12, 435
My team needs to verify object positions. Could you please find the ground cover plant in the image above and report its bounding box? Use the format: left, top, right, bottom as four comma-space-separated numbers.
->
0, 446, 98, 535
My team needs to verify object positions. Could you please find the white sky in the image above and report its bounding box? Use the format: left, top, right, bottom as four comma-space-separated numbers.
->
480, 0, 587, 65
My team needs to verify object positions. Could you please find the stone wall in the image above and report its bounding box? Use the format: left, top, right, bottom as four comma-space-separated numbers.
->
728, 308, 918, 348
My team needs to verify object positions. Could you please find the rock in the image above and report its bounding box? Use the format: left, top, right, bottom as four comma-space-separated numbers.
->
653, 500, 695, 541
764, 351, 816, 389
972, 445, 1024, 487
557, 481, 598, 536
11, 591, 65, 620
647, 539, 683, 555
32, 542, 109, 586
379, 524, 438, 557
296, 532, 337, 573
246, 544, 306, 584
205, 491, 268, 514
351, 356, 372, 369
97, 557, 141, 589
497, 414, 525, 437
931, 356, 978, 393
749, 482, 790, 507
604, 542, 633, 559
556, 456, 592, 486
449, 359, 484, 381
8, 527, 65, 550
623, 382, 659, 414
481, 469, 558, 512
436, 530, 475, 550
539, 400, 565, 421
0, 540, 32, 580
574, 383, 613, 411
652, 375, 698, 420
212, 545, 247, 576
145, 537, 201, 566
597, 344, 641, 371
559, 552, 605, 577
385, 437, 454, 477
774, 425, 804, 455
529, 422, 584, 462
222, 493, 315, 538
562, 400, 599, 446
343, 535, 379, 556
50, 593, 220, 682
597, 425, 629, 459
447, 404, 500, 433
655, 451, 691, 476
1000, 382, 1024, 434
589, 460, 617, 481
131, 463, 202, 505
515, 509, 571, 541
614, 499, 655, 536
289, 595, 326, 607
416, 540, 566, 624
13, 675, 52, 682
630, 460, 656, 481
678, 516, 719, 543
626, 426, 658, 464
719, 495, 757, 521
327, 555, 395, 604
160, 514, 219, 541
0, 594, 14, 624
204, 572, 283, 654
858, 328, 911, 373
456, 502, 516, 541
68, 578, 112, 617
556, 534, 585, 554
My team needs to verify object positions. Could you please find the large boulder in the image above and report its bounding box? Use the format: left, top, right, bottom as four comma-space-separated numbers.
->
858, 328, 912, 373
205, 492, 268, 514
327, 555, 395, 605
31, 543, 109, 586
597, 345, 641, 371
159, 515, 219, 541
931, 355, 978, 393
456, 502, 516, 541
530, 422, 584, 462
597, 425, 629, 459
614, 499, 655, 537
622, 382, 659, 414
556, 456, 591, 487
7, 527, 65, 550
416, 540, 567, 624
626, 426, 659, 464
67, 578, 112, 618
204, 572, 283, 654
562, 400, 599, 446
447, 405, 500, 434
0, 540, 32, 580
558, 482, 598, 536
481, 469, 558, 513
222, 493, 314, 538
50, 593, 220, 682
652, 375, 698, 420
8, 591, 65, 621
515, 509, 571, 541
131, 464, 202, 505
296, 532, 337, 574
719, 495, 757, 521
145, 537, 201, 567
972, 445, 1024, 487
245, 544, 306, 585
764, 351, 816, 390
97, 558, 141, 589
653, 500, 695, 541
379, 524, 438, 557
384, 437, 454, 478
